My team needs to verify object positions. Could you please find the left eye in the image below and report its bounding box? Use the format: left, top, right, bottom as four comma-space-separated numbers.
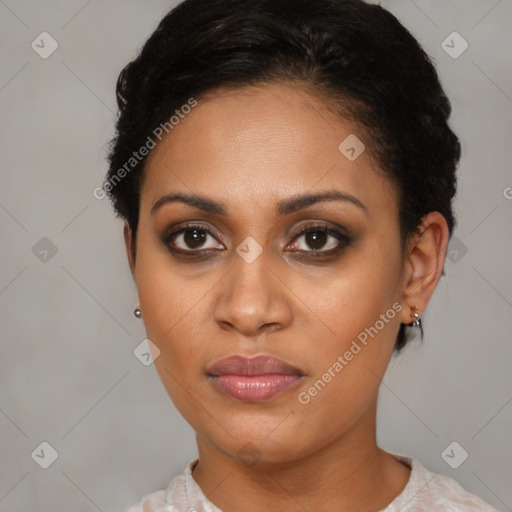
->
289, 227, 347, 252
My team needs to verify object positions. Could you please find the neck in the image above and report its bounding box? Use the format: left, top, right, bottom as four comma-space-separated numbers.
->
191, 401, 410, 512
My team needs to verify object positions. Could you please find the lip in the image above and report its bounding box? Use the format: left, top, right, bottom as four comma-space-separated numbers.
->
207, 355, 305, 403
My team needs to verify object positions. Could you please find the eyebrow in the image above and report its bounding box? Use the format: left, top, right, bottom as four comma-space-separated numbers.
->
150, 189, 368, 217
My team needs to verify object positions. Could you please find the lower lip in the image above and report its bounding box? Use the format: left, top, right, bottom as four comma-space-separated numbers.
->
209, 374, 303, 403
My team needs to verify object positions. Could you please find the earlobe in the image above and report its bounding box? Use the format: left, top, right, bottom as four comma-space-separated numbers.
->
123, 222, 136, 278
399, 212, 450, 325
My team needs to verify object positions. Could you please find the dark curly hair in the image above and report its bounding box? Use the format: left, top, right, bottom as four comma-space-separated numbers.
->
105, 0, 461, 351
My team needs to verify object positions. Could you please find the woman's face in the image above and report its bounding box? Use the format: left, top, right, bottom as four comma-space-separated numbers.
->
127, 82, 414, 464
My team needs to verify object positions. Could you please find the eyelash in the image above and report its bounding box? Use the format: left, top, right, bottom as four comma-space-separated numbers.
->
161, 222, 351, 259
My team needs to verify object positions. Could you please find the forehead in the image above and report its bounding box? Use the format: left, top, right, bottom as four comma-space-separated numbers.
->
141, 82, 397, 217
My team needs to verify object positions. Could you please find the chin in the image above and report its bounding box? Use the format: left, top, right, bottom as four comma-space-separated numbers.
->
195, 411, 323, 466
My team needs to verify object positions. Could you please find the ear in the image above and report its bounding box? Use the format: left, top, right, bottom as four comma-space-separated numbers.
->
398, 212, 450, 325
123, 222, 136, 279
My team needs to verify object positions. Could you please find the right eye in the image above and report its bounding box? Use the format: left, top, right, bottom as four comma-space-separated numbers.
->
162, 224, 225, 254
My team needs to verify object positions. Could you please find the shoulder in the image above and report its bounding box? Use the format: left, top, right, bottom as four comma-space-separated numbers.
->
386, 454, 499, 512
124, 489, 166, 512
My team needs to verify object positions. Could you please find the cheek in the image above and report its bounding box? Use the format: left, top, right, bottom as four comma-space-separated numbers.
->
134, 240, 207, 359
295, 240, 403, 406
305, 242, 402, 345
135, 251, 211, 422
294, 287, 400, 447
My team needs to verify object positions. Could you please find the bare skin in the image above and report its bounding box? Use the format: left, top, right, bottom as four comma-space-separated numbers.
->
123, 81, 449, 511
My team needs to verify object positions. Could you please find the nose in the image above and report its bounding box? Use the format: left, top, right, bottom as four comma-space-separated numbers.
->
213, 250, 293, 338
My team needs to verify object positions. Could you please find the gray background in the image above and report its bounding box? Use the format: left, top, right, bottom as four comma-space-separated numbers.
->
1, 1, 511, 511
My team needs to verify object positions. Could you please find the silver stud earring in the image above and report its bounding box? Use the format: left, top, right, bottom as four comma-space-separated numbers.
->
133, 306, 142, 318
411, 306, 421, 327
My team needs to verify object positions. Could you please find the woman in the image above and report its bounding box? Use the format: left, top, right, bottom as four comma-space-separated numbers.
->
104, 0, 499, 510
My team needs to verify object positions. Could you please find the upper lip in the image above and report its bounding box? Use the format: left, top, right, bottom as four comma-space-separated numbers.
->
207, 355, 305, 376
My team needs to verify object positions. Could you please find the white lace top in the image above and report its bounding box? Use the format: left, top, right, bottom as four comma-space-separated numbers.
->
125, 453, 499, 512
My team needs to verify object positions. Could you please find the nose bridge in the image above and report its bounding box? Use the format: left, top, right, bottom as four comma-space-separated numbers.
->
228, 241, 274, 309
213, 240, 291, 335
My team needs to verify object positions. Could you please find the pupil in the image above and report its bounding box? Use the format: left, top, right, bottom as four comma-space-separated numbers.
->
184, 229, 206, 248
307, 231, 327, 250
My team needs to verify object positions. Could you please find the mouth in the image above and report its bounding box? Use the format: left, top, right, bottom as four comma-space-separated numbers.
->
206, 354, 305, 403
